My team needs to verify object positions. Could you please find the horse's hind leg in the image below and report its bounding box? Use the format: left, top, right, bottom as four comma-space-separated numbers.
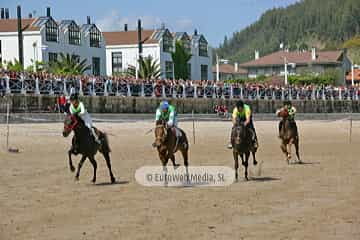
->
75, 156, 87, 181
295, 139, 302, 164
252, 151, 257, 166
68, 150, 75, 172
88, 156, 97, 183
180, 148, 190, 183
103, 152, 116, 183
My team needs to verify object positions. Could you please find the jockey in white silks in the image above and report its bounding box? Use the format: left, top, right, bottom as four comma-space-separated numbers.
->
69, 93, 100, 143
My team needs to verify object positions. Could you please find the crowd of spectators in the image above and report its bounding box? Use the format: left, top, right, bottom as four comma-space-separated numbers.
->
1, 69, 360, 101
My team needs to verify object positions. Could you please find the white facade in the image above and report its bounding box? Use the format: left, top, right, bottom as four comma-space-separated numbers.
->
0, 17, 106, 75
104, 29, 213, 80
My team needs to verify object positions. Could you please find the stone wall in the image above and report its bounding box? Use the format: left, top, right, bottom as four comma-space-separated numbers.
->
0, 95, 359, 113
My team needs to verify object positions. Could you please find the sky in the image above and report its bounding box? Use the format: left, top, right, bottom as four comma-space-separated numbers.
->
2, 0, 300, 46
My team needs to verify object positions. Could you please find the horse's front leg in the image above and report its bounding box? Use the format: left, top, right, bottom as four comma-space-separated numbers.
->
169, 154, 180, 169
68, 150, 75, 172
280, 141, 289, 164
233, 151, 239, 182
88, 156, 97, 183
244, 152, 250, 181
75, 156, 87, 181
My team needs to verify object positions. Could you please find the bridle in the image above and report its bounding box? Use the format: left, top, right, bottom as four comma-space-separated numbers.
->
155, 124, 168, 143
64, 115, 79, 133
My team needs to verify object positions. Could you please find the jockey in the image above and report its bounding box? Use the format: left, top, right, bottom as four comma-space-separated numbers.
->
155, 100, 178, 128
228, 100, 258, 149
69, 93, 100, 144
277, 100, 297, 137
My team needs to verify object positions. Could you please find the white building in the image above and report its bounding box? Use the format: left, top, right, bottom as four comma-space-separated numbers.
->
0, 7, 106, 75
103, 27, 212, 80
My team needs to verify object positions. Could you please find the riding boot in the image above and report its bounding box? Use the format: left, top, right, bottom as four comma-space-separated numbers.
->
227, 127, 234, 149
91, 128, 101, 144
251, 129, 259, 149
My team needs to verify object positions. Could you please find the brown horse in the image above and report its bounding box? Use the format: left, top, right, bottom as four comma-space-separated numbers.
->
279, 114, 301, 164
231, 120, 253, 181
153, 120, 189, 170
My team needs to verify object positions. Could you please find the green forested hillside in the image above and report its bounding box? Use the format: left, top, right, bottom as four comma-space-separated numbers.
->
216, 0, 360, 63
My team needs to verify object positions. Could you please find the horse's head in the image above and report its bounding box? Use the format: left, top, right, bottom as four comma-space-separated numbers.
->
62, 114, 79, 137
153, 120, 167, 147
233, 120, 248, 145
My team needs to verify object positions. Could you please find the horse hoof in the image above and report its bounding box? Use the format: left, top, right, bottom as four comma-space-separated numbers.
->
74, 176, 79, 181
253, 160, 258, 166
70, 166, 75, 172
111, 177, 116, 184
92, 179, 96, 184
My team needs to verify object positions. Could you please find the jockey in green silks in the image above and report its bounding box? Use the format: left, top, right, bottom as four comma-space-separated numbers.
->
155, 101, 178, 128
69, 93, 100, 144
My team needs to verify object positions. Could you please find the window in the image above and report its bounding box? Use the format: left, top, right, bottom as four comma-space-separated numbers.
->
0, 40, 2, 63
45, 20, 58, 42
48, 52, 58, 62
165, 61, 173, 79
90, 26, 101, 48
111, 52, 122, 74
187, 63, 191, 80
183, 40, 191, 54
199, 37, 208, 57
163, 33, 173, 53
68, 22, 81, 45
92, 57, 100, 76
201, 65, 208, 80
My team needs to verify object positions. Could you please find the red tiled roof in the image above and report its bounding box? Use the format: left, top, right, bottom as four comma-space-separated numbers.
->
346, 68, 360, 81
212, 64, 247, 74
240, 50, 343, 67
0, 18, 39, 32
103, 30, 158, 45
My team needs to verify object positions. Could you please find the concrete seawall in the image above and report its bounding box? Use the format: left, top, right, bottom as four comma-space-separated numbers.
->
0, 95, 359, 114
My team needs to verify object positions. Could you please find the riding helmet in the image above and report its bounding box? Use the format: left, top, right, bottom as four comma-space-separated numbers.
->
236, 100, 244, 109
161, 101, 169, 110
70, 93, 79, 101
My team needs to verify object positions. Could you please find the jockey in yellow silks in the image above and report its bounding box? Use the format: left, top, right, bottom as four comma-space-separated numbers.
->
228, 101, 258, 149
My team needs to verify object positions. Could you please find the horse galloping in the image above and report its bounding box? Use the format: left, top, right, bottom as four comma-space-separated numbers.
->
231, 120, 256, 181
278, 109, 301, 164
153, 120, 189, 170
62, 114, 116, 183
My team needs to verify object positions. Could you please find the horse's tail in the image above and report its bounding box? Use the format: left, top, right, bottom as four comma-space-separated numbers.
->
100, 133, 111, 153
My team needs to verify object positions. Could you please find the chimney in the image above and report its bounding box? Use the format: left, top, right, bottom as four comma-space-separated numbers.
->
255, 50, 260, 60
234, 62, 239, 73
194, 29, 198, 36
161, 23, 165, 30
17, 5, 24, 68
1, 8, 4, 19
28, 13, 33, 18
311, 47, 316, 61
87, 16, 91, 24
5, 8, 9, 19
46, 7, 50, 17
124, 24, 128, 31
137, 19, 143, 61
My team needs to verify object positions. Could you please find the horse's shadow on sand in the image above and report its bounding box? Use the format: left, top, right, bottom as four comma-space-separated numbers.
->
250, 176, 281, 182
289, 161, 320, 165
94, 180, 130, 186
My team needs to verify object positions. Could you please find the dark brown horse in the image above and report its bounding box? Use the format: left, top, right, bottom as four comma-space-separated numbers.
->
153, 120, 189, 169
63, 114, 116, 183
231, 120, 254, 181
279, 112, 301, 164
